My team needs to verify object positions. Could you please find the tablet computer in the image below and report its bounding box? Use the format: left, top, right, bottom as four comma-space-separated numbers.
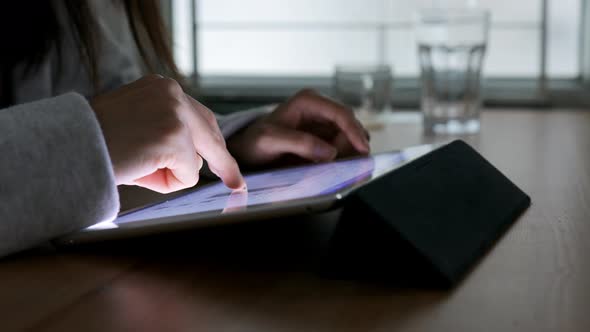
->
55, 144, 437, 246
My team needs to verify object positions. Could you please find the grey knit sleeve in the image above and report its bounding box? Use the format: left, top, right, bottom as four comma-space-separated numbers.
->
0, 93, 119, 257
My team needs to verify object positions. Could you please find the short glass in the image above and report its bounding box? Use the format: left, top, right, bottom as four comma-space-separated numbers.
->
332, 65, 393, 117
416, 8, 490, 135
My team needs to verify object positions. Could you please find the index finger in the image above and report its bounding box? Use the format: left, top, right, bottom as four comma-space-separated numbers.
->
290, 92, 370, 154
182, 96, 246, 190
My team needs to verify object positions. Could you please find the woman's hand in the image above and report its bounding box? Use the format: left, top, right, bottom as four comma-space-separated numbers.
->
92, 75, 245, 193
227, 89, 371, 168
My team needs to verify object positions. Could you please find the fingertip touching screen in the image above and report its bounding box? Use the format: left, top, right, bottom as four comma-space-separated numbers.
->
86, 145, 434, 230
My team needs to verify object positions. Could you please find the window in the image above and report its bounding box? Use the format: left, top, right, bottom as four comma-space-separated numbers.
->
171, 0, 587, 106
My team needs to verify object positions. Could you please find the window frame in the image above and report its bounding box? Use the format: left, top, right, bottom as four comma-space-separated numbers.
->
174, 0, 590, 108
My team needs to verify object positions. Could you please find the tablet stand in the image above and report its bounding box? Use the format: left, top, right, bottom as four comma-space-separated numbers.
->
323, 140, 531, 288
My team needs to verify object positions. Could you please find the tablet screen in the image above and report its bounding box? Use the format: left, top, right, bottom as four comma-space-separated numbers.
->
87, 145, 434, 230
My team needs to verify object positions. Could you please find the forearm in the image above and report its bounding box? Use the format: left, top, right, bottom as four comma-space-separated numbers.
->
0, 93, 119, 257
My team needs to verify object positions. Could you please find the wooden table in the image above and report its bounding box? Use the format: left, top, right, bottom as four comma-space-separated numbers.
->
1, 110, 589, 332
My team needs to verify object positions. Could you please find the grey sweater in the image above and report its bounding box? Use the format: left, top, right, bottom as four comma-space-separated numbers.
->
0, 1, 264, 257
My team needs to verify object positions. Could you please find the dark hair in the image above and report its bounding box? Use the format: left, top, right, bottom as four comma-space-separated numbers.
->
0, 0, 180, 107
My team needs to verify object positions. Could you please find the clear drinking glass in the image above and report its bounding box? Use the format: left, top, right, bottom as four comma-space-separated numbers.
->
416, 8, 490, 135
332, 65, 393, 117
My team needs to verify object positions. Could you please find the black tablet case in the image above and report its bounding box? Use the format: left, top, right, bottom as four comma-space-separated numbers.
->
325, 140, 531, 288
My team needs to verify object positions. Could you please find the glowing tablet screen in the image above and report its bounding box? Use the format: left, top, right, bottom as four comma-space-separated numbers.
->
99, 146, 433, 228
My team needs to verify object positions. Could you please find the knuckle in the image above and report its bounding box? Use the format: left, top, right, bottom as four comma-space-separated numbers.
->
219, 134, 227, 147
341, 103, 354, 114
292, 88, 317, 104
335, 101, 354, 115
212, 131, 226, 145
257, 122, 275, 135
163, 95, 184, 113
159, 77, 184, 97
202, 127, 226, 149
190, 100, 216, 125
207, 110, 217, 124
337, 112, 355, 127
253, 131, 272, 151
296, 88, 317, 98
203, 108, 217, 125
143, 73, 164, 81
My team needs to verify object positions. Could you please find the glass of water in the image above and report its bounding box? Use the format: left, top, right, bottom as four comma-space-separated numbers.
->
416, 8, 490, 135
332, 65, 393, 117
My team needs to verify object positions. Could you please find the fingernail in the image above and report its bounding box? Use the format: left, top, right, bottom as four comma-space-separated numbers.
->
314, 145, 337, 161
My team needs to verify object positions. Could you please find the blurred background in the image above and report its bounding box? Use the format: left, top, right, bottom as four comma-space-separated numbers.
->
161, 0, 589, 112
